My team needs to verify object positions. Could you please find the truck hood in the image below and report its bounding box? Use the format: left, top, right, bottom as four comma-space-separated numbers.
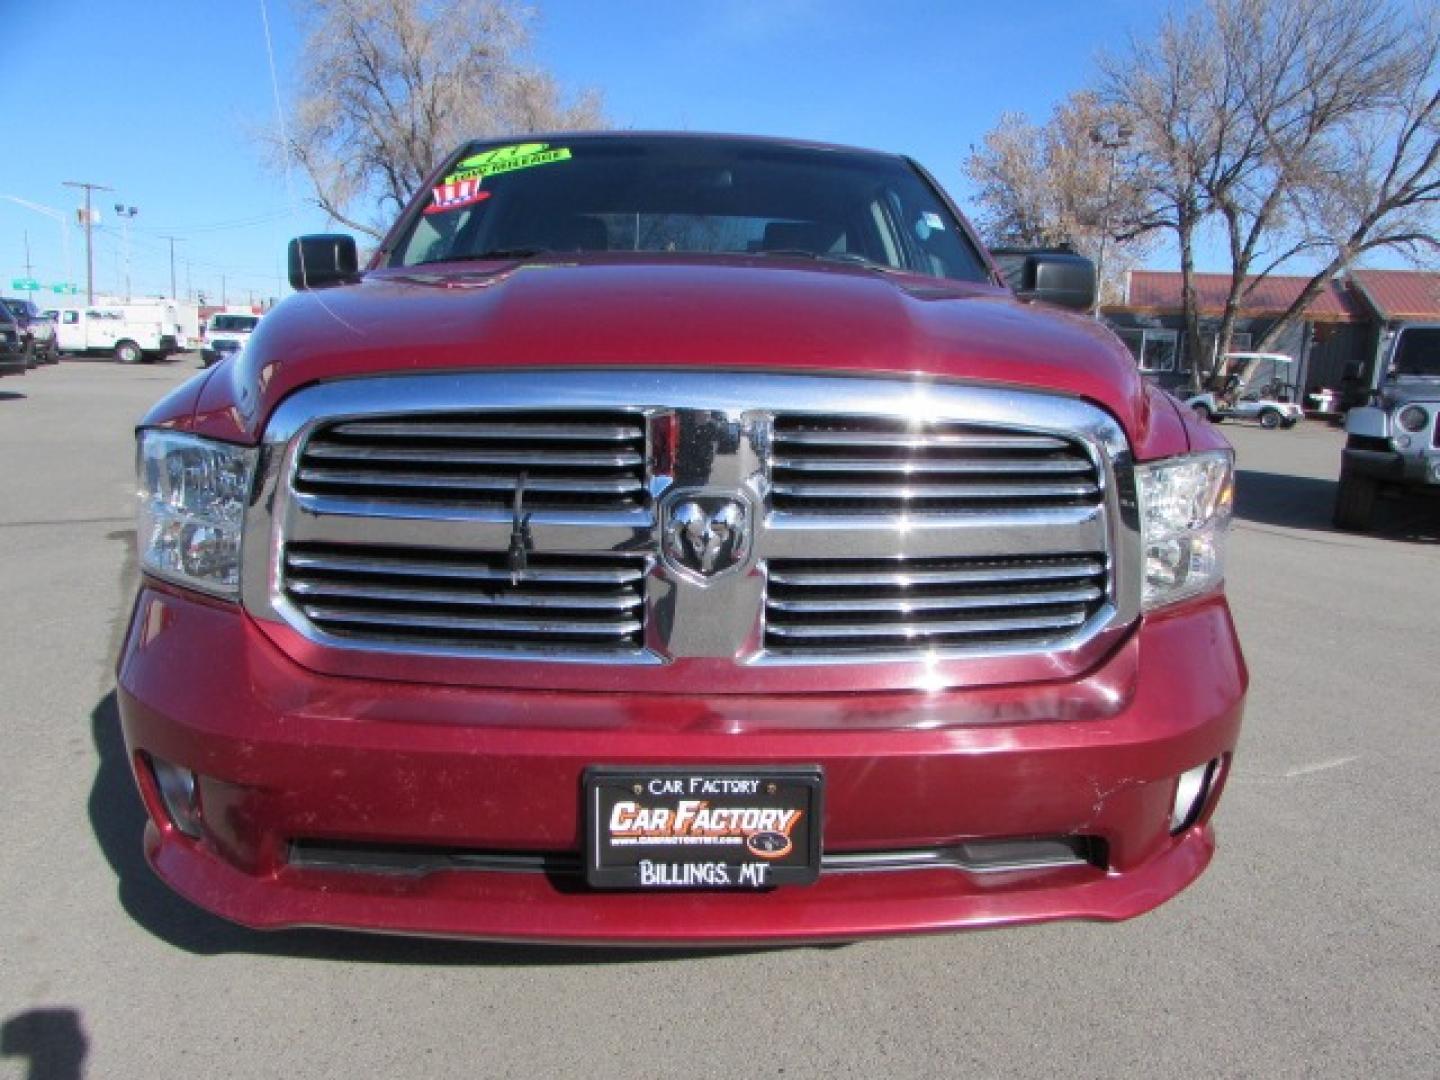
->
192, 255, 1167, 450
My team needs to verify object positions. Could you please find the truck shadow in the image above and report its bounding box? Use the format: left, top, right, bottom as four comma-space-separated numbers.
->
89, 692, 773, 965
0, 391, 25, 401
1234, 469, 1440, 543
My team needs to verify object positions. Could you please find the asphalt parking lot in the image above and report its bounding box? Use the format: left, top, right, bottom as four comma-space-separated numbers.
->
2, 359, 1437, 1078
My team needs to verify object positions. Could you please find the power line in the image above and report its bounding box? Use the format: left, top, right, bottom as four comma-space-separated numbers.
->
135, 209, 295, 235
94, 225, 279, 282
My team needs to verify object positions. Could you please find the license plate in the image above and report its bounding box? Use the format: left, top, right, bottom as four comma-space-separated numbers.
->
584, 766, 823, 889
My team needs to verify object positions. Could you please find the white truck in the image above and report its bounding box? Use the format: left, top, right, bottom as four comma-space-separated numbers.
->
200, 310, 261, 368
54, 301, 190, 364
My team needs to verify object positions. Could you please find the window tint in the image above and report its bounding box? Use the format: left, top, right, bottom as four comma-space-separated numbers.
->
392, 137, 988, 283
1392, 328, 1440, 377
211, 315, 258, 332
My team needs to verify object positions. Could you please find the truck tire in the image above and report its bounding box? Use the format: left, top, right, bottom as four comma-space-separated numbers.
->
115, 340, 143, 365
1259, 408, 1282, 429
1332, 470, 1376, 531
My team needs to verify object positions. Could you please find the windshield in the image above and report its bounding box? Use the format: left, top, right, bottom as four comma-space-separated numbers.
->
2, 298, 35, 318
211, 315, 258, 332
1392, 328, 1440, 377
389, 136, 989, 283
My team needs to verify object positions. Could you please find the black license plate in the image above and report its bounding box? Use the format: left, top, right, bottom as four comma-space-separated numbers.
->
584, 766, 823, 889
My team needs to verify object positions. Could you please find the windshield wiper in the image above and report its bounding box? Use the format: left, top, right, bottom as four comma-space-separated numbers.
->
413, 247, 552, 266
751, 249, 905, 274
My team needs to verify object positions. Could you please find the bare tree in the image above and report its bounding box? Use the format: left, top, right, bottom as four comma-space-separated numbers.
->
1258, 17, 1440, 350
277, 0, 607, 239
1101, 2, 1223, 386
1104, 0, 1433, 388
1202, 0, 1422, 366
965, 94, 1154, 304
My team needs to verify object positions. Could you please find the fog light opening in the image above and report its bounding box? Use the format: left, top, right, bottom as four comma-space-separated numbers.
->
150, 755, 203, 839
1169, 759, 1219, 834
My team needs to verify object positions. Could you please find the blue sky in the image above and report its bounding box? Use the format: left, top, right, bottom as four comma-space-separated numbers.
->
0, 1, 1250, 303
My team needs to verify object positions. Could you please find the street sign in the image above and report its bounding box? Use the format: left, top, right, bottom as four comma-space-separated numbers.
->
11, 277, 40, 291
50, 283, 79, 294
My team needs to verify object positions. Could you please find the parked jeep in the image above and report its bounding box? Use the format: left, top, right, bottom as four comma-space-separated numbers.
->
119, 133, 1245, 943
1334, 324, 1440, 530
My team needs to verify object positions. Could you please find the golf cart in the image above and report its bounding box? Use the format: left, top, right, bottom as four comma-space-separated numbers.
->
1186, 352, 1304, 429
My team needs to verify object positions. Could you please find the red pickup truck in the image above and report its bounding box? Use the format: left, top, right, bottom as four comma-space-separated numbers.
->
118, 133, 1245, 943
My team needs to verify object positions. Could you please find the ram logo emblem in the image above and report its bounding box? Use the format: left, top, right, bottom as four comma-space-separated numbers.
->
661, 493, 751, 580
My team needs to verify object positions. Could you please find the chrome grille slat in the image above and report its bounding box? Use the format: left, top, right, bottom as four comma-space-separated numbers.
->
282, 544, 647, 652
288, 580, 643, 611
767, 611, 1088, 640
773, 430, 1070, 451
770, 480, 1100, 501
299, 606, 644, 638
304, 444, 645, 468
769, 557, 1105, 587
286, 550, 645, 585
771, 415, 1102, 514
294, 411, 647, 512
771, 455, 1095, 475
768, 585, 1103, 614
331, 420, 640, 442
765, 553, 1109, 654
296, 469, 645, 495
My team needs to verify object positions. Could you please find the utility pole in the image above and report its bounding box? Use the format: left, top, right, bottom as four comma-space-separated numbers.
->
22, 231, 34, 299
221, 273, 227, 307
114, 204, 139, 300
1088, 121, 1133, 320
63, 180, 113, 305
157, 236, 185, 301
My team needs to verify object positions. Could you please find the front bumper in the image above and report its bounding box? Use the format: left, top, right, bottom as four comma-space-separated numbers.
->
117, 584, 1246, 944
201, 344, 242, 368
1343, 447, 1440, 486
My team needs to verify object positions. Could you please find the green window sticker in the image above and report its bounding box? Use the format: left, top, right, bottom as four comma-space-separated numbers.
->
444, 143, 573, 184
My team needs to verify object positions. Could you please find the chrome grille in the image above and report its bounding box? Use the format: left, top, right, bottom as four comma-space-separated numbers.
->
247, 372, 1137, 691
295, 411, 647, 511
765, 554, 1108, 653
282, 544, 647, 652
770, 415, 1101, 513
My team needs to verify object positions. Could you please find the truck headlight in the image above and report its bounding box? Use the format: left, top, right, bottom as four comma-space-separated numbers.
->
1396, 405, 1428, 433
136, 431, 256, 598
1135, 449, 1234, 610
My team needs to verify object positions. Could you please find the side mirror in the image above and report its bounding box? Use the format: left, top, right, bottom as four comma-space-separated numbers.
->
287, 234, 359, 291
990, 249, 1097, 312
